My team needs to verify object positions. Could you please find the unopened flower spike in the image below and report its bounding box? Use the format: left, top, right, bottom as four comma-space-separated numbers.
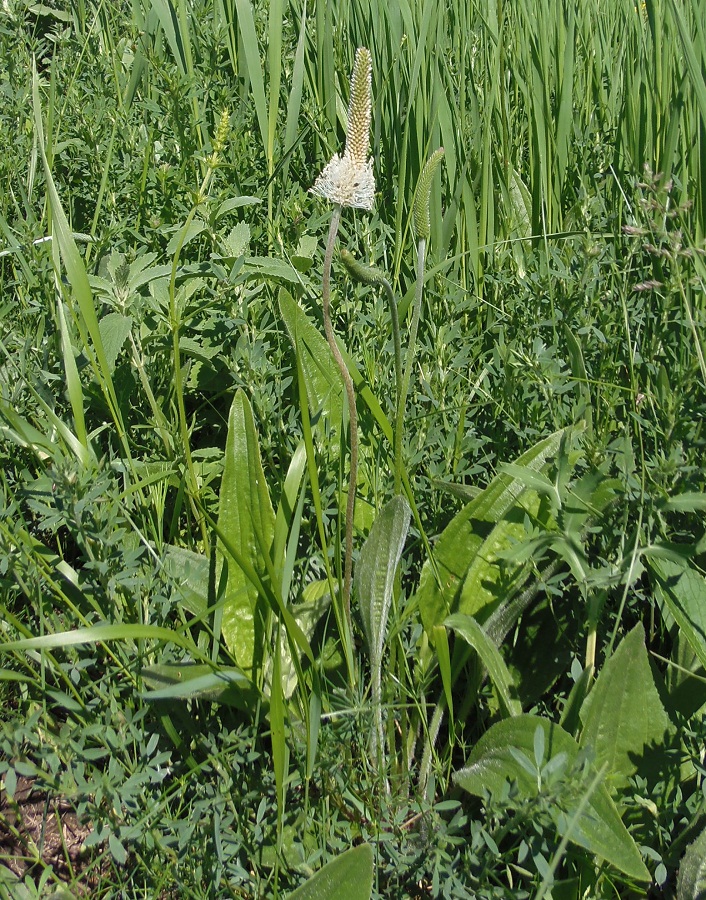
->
310, 48, 375, 210
414, 148, 445, 241
340, 248, 387, 286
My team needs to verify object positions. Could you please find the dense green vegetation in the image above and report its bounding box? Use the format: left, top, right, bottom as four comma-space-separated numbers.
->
1, 0, 706, 896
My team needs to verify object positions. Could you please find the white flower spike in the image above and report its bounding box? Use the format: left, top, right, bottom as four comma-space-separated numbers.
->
311, 47, 375, 211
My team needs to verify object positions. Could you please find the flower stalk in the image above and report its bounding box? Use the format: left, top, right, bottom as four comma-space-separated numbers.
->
397, 148, 445, 495
310, 48, 374, 633
321, 205, 358, 628
341, 250, 403, 494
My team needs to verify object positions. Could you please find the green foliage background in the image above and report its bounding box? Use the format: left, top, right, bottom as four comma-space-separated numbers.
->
1, 0, 705, 896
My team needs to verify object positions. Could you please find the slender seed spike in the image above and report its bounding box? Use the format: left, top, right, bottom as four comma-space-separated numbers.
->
414, 148, 445, 241
345, 47, 372, 167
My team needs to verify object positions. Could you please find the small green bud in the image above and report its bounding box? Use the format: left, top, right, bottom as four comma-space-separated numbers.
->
340, 249, 387, 287
413, 147, 445, 241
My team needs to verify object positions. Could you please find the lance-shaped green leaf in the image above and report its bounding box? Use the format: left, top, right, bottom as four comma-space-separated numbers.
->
279, 288, 343, 453
416, 429, 565, 639
270, 630, 287, 836
579, 623, 672, 792
445, 614, 521, 717
356, 496, 411, 671
217, 389, 276, 674
355, 496, 411, 761
650, 558, 706, 670
286, 843, 374, 900
454, 715, 650, 882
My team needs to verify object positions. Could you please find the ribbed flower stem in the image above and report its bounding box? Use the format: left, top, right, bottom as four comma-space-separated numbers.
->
383, 282, 403, 496
322, 204, 357, 633
396, 236, 427, 492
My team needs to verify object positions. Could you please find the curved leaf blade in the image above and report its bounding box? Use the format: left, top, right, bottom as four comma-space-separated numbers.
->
416, 429, 566, 638
650, 559, 706, 670
445, 613, 521, 717
278, 288, 342, 452
217, 389, 276, 673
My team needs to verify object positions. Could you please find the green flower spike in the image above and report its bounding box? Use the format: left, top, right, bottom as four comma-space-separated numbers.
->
413, 147, 445, 241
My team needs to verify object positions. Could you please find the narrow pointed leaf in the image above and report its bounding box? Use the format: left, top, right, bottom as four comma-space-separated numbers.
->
140, 664, 256, 708
217, 389, 276, 673
270, 634, 287, 831
433, 624, 454, 725
0, 624, 200, 654
233, 0, 268, 155
57, 300, 87, 447
356, 496, 411, 668
445, 614, 521, 717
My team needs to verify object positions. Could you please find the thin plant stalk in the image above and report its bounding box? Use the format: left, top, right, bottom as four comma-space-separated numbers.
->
396, 235, 427, 493
311, 47, 375, 634
321, 204, 357, 631
340, 249, 403, 494
169, 111, 230, 550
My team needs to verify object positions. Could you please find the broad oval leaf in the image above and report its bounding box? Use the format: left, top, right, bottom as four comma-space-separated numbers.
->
416, 429, 566, 639
578, 623, 672, 792
454, 715, 650, 882
286, 843, 374, 900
